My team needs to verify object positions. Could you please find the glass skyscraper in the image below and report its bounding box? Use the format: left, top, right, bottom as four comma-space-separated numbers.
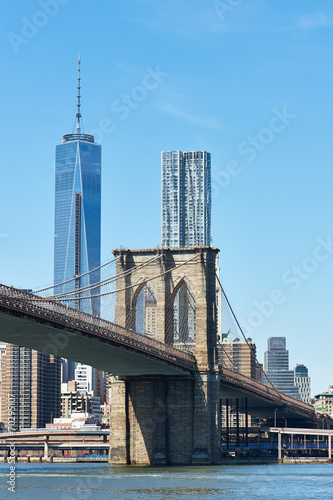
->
294, 364, 311, 403
54, 58, 101, 383
161, 150, 211, 247
264, 337, 300, 399
54, 58, 101, 316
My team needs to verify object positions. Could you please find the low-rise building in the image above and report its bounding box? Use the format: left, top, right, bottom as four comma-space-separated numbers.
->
314, 387, 333, 417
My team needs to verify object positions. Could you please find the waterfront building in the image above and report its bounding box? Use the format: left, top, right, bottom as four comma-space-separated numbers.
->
161, 150, 211, 247
54, 57, 101, 389
0, 344, 60, 430
294, 364, 311, 403
314, 387, 333, 418
264, 337, 300, 399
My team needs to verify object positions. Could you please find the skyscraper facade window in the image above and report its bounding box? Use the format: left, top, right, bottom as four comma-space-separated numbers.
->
264, 337, 300, 399
161, 150, 211, 247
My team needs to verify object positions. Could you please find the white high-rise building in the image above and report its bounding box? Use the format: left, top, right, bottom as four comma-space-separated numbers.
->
161, 150, 211, 247
75, 363, 95, 394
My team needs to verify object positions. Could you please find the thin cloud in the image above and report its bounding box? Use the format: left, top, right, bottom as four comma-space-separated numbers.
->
297, 13, 332, 30
155, 102, 224, 130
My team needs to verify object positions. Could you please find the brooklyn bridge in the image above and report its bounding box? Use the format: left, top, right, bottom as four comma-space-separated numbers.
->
0, 246, 320, 465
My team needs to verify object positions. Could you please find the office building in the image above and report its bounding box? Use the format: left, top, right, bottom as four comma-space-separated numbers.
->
54, 56, 101, 314
54, 57, 101, 388
264, 337, 300, 399
0, 344, 60, 429
294, 364, 311, 403
161, 150, 211, 247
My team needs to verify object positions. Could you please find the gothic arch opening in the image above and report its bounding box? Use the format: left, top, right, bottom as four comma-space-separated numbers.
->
172, 280, 196, 349
133, 284, 157, 339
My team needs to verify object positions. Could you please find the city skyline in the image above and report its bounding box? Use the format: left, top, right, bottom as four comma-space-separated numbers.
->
1, 1, 333, 395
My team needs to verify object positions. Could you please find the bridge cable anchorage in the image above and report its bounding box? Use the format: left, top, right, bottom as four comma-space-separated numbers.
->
33, 256, 118, 294
46, 253, 162, 300
216, 273, 288, 406
53, 253, 200, 302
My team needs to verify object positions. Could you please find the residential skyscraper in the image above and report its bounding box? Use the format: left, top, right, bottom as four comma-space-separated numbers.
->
54, 57, 101, 385
264, 337, 300, 399
161, 150, 211, 247
0, 344, 61, 430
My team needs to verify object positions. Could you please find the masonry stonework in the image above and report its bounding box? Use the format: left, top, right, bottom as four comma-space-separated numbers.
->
109, 247, 222, 465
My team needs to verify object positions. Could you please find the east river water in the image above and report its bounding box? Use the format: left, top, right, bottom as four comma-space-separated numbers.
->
0, 462, 332, 499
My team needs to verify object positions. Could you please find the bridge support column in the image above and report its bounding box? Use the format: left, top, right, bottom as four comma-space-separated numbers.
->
328, 435, 332, 463
44, 436, 49, 459
278, 431, 282, 464
108, 373, 221, 466
226, 399, 229, 450
109, 379, 128, 464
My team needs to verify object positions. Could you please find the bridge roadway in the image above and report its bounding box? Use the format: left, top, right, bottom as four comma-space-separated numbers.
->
0, 284, 195, 376
0, 284, 316, 424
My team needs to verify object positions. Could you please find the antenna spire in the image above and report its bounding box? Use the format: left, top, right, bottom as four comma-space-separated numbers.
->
76, 55, 81, 134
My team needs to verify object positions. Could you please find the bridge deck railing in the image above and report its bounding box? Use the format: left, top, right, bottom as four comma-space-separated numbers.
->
221, 367, 314, 416
0, 284, 196, 371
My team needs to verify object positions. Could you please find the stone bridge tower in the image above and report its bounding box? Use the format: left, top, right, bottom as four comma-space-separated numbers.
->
109, 246, 222, 465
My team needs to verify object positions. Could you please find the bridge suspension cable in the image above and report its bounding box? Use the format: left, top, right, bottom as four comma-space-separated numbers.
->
47, 253, 162, 300
33, 256, 118, 294
216, 273, 287, 405
56, 253, 200, 301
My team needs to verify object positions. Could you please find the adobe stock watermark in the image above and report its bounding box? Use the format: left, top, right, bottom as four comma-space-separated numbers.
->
213, 0, 244, 22
88, 65, 169, 144
7, 394, 17, 493
42, 330, 69, 356
212, 106, 296, 197
7, 0, 71, 54
240, 233, 333, 336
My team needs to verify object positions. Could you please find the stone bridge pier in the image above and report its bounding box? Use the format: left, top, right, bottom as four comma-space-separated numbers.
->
109, 247, 222, 465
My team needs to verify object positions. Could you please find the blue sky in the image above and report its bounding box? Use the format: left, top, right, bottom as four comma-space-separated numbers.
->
1, 0, 333, 395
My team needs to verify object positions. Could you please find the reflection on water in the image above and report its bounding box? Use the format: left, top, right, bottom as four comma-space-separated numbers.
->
0, 463, 332, 500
